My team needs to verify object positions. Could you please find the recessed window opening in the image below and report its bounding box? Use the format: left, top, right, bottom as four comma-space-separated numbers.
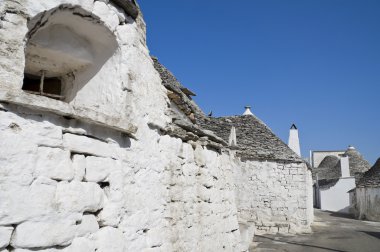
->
22, 70, 64, 100
24, 5, 118, 104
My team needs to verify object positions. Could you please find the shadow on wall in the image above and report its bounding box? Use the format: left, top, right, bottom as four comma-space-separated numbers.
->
23, 4, 118, 102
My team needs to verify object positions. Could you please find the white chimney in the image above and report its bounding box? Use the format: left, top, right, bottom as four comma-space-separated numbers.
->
243, 106, 253, 116
288, 124, 301, 157
340, 155, 350, 177
229, 126, 237, 146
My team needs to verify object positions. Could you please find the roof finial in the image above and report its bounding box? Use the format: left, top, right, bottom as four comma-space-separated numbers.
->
290, 123, 297, 130
243, 106, 253, 116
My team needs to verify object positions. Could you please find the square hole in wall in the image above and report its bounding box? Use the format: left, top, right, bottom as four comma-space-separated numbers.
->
22, 73, 63, 100
22, 74, 40, 93
43, 77, 62, 96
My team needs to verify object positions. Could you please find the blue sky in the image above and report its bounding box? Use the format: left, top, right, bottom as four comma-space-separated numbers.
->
138, 0, 380, 164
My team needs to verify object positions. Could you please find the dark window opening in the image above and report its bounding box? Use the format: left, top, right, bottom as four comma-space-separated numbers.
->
43, 78, 62, 96
22, 74, 40, 93
22, 72, 64, 100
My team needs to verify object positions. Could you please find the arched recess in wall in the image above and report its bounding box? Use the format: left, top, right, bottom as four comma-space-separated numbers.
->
23, 5, 118, 102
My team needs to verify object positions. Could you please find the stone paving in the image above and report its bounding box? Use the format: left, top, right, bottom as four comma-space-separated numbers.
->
251, 209, 380, 252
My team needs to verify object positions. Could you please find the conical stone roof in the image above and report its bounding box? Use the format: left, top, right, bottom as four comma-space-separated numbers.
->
198, 114, 302, 162
318, 155, 340, 169
313, 155, 341, 181
345, 146, 371, 176
357, 158, 380, 188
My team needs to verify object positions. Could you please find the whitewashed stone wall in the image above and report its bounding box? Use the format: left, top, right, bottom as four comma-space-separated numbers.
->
355, 188, 380, 222
0, 1, 244, 251
234, 160, 313, 234
0, 104, 242, 251
0, 0, 314, 251
0, 0, 169, 130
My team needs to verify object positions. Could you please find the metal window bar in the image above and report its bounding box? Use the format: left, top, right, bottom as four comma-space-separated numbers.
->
24, 70, 65, 100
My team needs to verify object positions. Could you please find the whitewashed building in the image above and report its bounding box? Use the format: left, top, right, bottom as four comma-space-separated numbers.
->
0, 1, 313, 251
312, 146, 371, 213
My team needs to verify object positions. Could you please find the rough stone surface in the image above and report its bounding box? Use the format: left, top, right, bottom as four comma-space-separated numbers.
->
351, 159, 380, 221
357, 158, 380, 188
199, 115, 303, 162
55, 181, 104, 213
345, 147, 371, 176
0, 226, 13, 249
35, 147, 74, 181
0, 0, 313, 251
235, 160, 313, 234
355, 187, 380, 221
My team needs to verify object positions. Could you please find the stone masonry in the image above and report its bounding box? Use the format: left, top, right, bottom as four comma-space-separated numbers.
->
0, 0, 313, 251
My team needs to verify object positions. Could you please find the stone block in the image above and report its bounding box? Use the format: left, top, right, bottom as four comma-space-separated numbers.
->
31, 120, 63, 147
0, 178, 56, 225
0, 125, 37, 186
158, 135, 182, 156
66, 237, 95, 252
182, 163, 199, 177
194, 145, 206, 167
97, 200, 123, 227
11, 220, 76, 248
55, 181, 104, 213
94, 227, 125, 252
26, 0, 94, 17
178, 143, 194, 163
93, 1, 120, 31
292, 175, 305, 182
73, 155, 86, 181
63, 133, 118, 159
11, 214, 98, 249
76, 214, 99, 237
204, 148, 218, 168
85, 156, 117, 182
116, 22, 139, 47
0, 226, 13, 249
146, 228, 165, 249
35, 147, 74, 181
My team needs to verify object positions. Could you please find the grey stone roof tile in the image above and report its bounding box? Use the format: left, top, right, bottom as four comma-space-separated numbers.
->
111, 0, 139, 19
198, 115, 303, 162
153, 57, 304, 163
312, 155, 342, 181
152, 57, 205, 121
344, 147, 371, 176
357, 158, 380, 188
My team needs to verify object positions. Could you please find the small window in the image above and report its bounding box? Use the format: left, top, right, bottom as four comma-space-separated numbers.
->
22, 71, 64, 100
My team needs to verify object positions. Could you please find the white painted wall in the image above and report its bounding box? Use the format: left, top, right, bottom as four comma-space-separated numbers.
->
288, 128, 301, 157
228, 126, 237, 146
341, 156, 350, 178
320, 177, 356, 213
234, 161, 313, 234
0, 1, 243, 250
0, 0, 314, 251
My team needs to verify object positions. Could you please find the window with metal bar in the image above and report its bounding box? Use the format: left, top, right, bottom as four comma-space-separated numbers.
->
22, 71, 64, 100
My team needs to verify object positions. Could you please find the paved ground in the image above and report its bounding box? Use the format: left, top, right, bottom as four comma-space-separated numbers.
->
251, 209, 380, 252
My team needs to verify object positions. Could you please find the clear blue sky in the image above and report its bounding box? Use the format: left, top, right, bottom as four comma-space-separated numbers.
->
138, 0, 380, 164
